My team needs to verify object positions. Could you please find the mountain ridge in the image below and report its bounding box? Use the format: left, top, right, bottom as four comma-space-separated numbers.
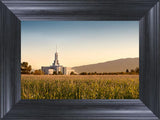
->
72, 57, 139, 73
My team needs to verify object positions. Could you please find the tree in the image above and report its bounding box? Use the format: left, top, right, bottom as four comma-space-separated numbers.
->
126, 69, 129, 73
94, 72, 97, 75
33, 69, 44, 75
58, 71, 63, 75
21, 62, 32, 74
53, 71, 57, 75
135, 67, 139, 73
80, 72, 88, 75
131, 69, 135, 73
70, 71, 76, 75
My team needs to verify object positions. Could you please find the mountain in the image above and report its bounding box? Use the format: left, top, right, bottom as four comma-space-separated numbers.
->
72, 58, 139, 73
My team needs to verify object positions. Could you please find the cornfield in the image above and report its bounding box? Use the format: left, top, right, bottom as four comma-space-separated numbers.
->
21, 75, 139, 99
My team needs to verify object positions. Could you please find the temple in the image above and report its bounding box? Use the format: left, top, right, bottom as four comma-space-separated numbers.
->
41, 50, 75, 75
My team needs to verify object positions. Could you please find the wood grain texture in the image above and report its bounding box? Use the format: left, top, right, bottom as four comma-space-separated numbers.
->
3, 99, 159, 120
0, 1, 21, 118
139, 1, 160, 119
1, 0, 159, 21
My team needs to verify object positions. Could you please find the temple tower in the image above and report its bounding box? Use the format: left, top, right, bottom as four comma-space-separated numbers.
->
53, 46, 59, 66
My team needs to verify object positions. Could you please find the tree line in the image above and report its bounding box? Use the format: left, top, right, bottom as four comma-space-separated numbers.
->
21, 62, 44, 75
21, 62, 139, 75
79, 67, 139, 75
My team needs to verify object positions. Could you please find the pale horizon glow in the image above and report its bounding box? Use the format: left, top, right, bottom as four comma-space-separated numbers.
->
21, 21, 139, 70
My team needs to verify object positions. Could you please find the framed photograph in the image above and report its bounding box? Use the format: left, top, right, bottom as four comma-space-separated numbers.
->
0, 0, 160, 119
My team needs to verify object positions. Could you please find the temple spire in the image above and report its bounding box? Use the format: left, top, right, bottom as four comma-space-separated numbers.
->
53, 46, 59, 66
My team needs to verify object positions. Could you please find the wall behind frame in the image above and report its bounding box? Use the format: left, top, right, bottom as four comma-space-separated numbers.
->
139, 1, 160, 118
0, 1, 21, 118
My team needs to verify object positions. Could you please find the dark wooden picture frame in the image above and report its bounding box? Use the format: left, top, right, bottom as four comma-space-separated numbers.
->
0, 0, 160, 119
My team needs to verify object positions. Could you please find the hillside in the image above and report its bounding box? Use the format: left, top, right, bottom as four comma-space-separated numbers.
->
72, 58, 139, 73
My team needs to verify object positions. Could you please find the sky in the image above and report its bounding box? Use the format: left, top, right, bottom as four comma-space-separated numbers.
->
21, 21, 139, 69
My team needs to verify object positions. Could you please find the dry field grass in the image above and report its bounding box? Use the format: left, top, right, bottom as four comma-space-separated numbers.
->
21, 75, 139, 99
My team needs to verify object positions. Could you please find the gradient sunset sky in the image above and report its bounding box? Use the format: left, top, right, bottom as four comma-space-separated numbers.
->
21, 21, 139, 69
